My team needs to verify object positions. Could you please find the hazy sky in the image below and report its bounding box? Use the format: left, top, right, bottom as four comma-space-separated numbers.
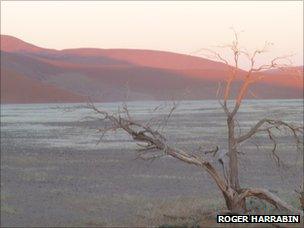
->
1, 1, 303, 67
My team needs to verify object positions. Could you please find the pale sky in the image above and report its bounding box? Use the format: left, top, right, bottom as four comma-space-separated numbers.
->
1, 1, 303, 67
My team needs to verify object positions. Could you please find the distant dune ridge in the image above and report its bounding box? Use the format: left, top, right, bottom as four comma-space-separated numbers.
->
0, 35, 303, 103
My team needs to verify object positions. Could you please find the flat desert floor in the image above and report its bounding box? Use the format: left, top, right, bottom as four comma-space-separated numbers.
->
1, 100, 303, 227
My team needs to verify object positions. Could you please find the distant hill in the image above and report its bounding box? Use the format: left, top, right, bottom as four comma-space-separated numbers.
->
1, 35, 55, 53
1, 68, 87, 103
1, 35, 303, 103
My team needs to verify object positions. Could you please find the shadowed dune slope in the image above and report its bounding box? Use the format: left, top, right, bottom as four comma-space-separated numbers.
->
1, 68, 86, 104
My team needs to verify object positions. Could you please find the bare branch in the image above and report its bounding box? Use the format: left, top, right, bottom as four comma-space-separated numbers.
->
266, 129, 280, 166
157, 102, 178, 132
235, 118, 303, 166
229, 47, 293, 117
238, 188, 303, 215
251, 55, 293, 73
237, 119, 303, 144
88, 102, 228, 193
194, 48, 230, 66
202, 145, 219, 157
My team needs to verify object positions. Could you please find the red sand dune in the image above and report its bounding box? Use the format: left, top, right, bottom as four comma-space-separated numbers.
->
0, 34, 303, 103
62, 48, 228, 70
1, 35, 228, 70
1, 35, 56, 53
258, 66, 303, 89
1, 68, 86, 103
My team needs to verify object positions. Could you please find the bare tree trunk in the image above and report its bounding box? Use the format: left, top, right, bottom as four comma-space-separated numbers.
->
222, 189, 246, 214
227, 116, 240, 191
226, 115, 247, 213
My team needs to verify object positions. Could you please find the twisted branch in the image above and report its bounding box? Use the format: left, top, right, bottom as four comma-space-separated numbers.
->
87, 102, 228, 193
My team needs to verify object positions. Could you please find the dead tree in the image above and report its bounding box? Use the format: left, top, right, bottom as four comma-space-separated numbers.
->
87, 31, 303, 215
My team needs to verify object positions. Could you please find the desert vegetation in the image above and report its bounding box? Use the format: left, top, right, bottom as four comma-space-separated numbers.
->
88, 31, 303, 217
